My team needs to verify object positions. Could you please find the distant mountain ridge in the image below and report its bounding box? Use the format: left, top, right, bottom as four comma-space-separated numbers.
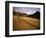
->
13, 11, 40, 19
29, 11, 40, 19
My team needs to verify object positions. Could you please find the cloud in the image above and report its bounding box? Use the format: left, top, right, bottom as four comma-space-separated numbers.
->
13, 7, 40, 15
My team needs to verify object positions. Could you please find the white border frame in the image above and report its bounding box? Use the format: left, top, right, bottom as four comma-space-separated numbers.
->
9, 3, 43, 35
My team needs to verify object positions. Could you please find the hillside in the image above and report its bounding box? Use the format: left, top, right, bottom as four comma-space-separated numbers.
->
29, 11, 40, 19
13, 15, 40, 31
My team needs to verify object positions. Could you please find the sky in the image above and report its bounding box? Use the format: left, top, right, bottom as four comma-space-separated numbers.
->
13, 7, 40, 15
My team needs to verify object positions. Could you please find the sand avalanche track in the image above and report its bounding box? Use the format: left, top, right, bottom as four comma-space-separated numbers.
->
13, 15, 40, 31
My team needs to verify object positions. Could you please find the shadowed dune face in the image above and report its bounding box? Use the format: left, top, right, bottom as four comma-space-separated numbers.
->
13, 15, 40, 31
